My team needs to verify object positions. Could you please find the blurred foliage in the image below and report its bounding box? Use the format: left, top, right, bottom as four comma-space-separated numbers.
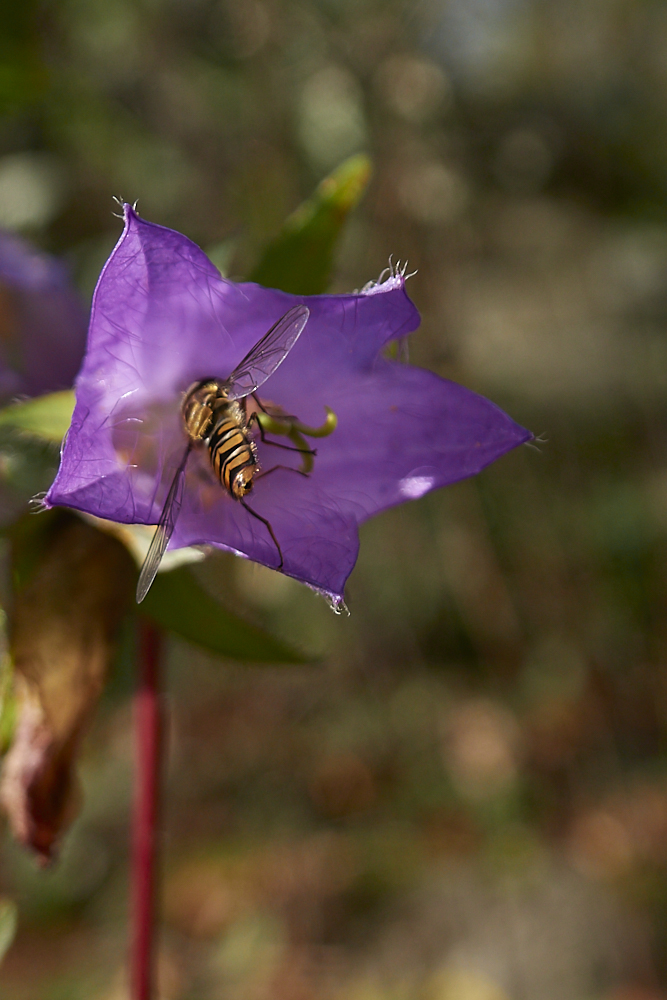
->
3, 0, 667, 998
0, 6, 47, 118
0, 896, 17, 964
250, 152, 372, 293
141, 567, 309, 663
0, 390, 74, 444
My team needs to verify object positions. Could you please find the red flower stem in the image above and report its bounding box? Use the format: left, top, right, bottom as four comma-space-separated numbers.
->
130, 620, 163, 1000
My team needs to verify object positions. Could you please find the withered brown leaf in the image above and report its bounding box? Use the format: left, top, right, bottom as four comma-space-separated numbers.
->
0, 513, 135, 863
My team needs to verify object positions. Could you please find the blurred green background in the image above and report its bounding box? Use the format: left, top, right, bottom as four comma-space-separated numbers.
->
4, 1, 667, 998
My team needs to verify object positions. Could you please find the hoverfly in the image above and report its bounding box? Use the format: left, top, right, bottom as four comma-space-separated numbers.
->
136, 304, 310, 603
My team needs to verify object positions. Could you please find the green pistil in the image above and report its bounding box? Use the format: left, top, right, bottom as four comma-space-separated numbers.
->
257, 406, 337, 474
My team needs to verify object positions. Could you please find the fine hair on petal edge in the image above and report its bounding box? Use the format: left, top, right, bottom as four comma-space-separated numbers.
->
29, 492, 49, 513
525, 433, 548, 453
111, 195, 139, 219
359, 256, 417, 294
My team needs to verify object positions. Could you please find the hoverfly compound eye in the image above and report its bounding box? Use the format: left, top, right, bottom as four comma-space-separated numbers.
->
231, 467, 254, 498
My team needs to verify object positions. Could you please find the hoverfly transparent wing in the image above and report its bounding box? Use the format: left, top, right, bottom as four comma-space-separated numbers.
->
224, 305, 309, 401
136, 443, 192, 603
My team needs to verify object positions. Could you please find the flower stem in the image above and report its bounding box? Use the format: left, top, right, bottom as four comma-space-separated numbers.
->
130, 619, 163, 1000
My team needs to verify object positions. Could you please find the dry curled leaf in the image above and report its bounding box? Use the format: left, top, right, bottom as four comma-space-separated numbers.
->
0, 514, 134, 863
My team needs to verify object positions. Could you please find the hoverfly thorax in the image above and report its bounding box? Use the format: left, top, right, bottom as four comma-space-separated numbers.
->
182, 379, 222, 441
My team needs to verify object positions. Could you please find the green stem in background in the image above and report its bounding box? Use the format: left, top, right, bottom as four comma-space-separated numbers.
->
130, 620, 163, 1000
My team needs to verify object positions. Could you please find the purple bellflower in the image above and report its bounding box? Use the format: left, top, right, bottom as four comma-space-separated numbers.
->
0, 231, 88, 400
45, 205, 530, 608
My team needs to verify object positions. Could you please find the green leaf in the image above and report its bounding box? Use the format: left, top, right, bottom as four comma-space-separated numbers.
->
0, 390, 75, 444
249, 154, 372, 295
138, 566, 309, 664
0, 898, 17, 967
0, 638, 14, 755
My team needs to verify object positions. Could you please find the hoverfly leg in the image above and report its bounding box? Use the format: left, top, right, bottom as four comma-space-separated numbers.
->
251, 392, 271, 414
255, 464, 310, 480
251, 392, 299, 423
240, 498, 283, 570
263, 440, 317, 456
247, 411, 317, 456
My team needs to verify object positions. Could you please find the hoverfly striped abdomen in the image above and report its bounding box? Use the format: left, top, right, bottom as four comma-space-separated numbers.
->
205, 398, 257, 498
182, 381, 258, 499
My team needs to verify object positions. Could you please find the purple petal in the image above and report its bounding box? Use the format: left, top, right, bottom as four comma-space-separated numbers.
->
0, 232, 88, 399
47, 205, 530, 602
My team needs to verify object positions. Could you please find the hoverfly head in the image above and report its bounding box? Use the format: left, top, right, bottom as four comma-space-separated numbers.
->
232, 467, 254, 498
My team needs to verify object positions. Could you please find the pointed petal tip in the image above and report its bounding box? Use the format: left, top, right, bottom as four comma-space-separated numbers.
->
498, 421, 534, 457
305, 582, 350, 616
514, 423, 534, 448
122, 202, 145, 231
